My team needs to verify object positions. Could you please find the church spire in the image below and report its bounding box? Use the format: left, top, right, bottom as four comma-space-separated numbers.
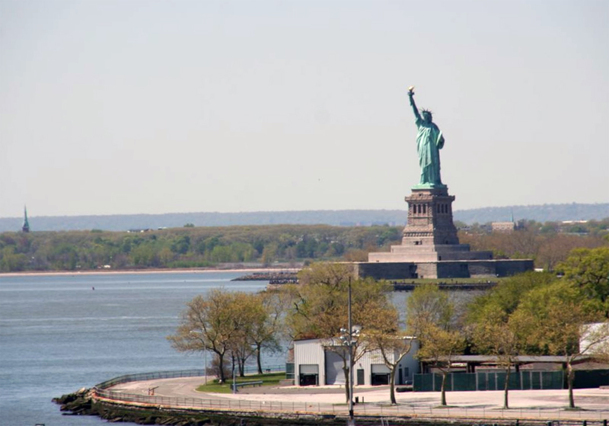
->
22, 206, 30, 233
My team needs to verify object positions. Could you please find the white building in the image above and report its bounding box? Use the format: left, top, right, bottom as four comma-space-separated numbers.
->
293, 338, 419, 387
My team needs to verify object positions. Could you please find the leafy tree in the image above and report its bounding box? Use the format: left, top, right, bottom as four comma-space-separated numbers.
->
288, 262, 394, 403
261, 243, 278, 266
171, 235, 191, 254
512, 281, 604, 409
466, 274, 557, 409
471, 313, 525, 409
367, 305, 415, 405
415, 323, 465, 406
407, 285, 464, 406
168, 288, 282, 382
131, 244, 158, 267
228, 292, 259, 376
0, 247, 28, 272
248, 291, 285, 374
343, 249, 369, 262
407, 284, 453, 330
467, 271, 555, 324
158, 247, 175, 265
558, 247, 609, 316
48, 243, 79, 270
167, 289, 247, 383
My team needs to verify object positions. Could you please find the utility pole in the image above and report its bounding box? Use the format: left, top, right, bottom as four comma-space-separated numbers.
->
347, 277, 355, 426
340, 277, 359, 426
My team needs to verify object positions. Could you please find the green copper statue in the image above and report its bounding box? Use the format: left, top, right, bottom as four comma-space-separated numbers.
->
408, 87, 446, 189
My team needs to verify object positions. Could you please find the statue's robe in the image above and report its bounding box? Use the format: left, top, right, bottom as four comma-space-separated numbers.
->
415, 118, 445, 187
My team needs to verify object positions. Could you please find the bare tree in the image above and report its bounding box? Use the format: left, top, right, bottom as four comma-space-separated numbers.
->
367, 306, 416, 404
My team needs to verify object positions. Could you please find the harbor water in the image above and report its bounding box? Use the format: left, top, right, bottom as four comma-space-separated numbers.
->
0, 271, 272, 426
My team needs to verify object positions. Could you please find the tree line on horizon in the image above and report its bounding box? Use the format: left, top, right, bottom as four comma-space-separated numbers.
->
0, 218, 607, 273
0, 224, 400, 272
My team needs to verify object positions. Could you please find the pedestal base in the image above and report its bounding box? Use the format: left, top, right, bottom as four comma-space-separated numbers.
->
363, 187, 533, 279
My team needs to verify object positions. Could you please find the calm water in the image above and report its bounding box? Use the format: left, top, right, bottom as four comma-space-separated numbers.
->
0, 271, 272, 426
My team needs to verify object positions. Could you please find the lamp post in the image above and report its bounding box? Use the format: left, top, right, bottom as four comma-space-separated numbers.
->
232, 356, 237, 394
339, 277, 360, 426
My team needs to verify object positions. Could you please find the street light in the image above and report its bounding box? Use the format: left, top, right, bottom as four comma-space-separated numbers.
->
339, 277, 360, 426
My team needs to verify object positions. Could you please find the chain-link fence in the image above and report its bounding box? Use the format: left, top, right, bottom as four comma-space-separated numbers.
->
95, 365, 285, 389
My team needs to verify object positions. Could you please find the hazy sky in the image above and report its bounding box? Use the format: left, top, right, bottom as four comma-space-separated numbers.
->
1, 0, 607, 218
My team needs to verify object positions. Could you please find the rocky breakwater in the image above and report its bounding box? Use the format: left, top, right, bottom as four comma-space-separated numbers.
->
232, 271, 299, 285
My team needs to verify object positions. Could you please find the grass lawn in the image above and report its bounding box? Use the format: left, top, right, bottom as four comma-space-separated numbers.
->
196, 372, 285, 393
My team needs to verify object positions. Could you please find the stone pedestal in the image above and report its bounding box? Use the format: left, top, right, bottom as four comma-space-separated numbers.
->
368, 187, 493, 264
362, 186, 532, 279
402, 188, 459, 246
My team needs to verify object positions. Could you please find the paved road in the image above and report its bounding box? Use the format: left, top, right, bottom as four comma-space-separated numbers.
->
108, 377, 609, 421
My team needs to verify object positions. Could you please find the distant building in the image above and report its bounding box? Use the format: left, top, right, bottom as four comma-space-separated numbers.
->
491, 221, 516, 233
22, 206, 30, 233
492, 210, 517, 233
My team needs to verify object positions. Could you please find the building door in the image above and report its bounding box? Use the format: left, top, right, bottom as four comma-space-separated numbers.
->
357, 369, 365, 385
299, 364, 319, 386
371, 364, 391, 385
324, 349, 346, 385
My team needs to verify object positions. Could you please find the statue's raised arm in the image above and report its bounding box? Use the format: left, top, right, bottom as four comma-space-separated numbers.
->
408, 86, 421, 122
407, 86, 446, 189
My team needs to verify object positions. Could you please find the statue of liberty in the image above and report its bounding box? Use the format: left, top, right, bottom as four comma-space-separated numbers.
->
408, 87, 446, 189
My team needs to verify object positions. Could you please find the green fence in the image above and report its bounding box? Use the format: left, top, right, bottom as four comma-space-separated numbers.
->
414, 370, 564, 392
574, 369, 609, 388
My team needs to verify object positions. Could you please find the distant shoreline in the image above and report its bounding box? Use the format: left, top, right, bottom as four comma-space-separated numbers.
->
0, 266, 301, 278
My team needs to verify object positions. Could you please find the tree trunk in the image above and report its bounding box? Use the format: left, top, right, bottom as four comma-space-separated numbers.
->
218, 354, 225, 384
567, 362, 575, 409
503, 366, 510, 409
440, 372, 447, 406
256, 344, 263, 375
237, 354, 246, 377
389, 366, 397, 405
343, 367, 351, 404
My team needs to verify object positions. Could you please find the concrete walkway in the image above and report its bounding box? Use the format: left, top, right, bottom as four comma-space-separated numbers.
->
107, 377, 609, 421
